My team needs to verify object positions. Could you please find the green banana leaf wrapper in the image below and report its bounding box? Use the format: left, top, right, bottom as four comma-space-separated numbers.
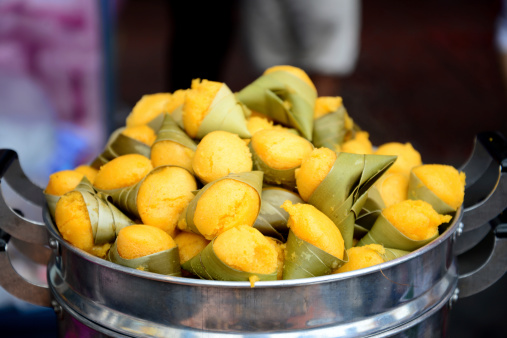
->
195, 83, 251, 139
379, 247, 411, 262
181, 171, 264, 237
355, 213, 438, 251
312, 104, 351, 150
108, 241, 181, 276
153, 113, 197, 151
91, 127, 152, 169
181, 239, 278, 282
282, 230, 348, 280
253, 187, 304, 241
44, 176, 95, 220
236, 69, 317, 140
407, 171, 456, 215
309, 152, 397, 249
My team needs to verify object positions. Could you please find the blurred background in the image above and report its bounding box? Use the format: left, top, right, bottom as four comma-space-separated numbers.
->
0, 0, 506, 337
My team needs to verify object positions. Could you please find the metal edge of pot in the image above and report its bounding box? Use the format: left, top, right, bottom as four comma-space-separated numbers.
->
43, 205, 462, 337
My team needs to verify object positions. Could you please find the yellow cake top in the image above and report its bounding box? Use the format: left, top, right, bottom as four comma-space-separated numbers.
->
383, 200, 452, 241
137, 166, 197, 236
93, 154, 153, 190
375, 142, 422, 177
126, 93, 172, 127
338, 131, 373, 154
213, 225, 278, 275
45, 170, 84, 196
182, 79, 222, 138
193, 178, 260, 240
55, 191, 94, 252
412, 164, 466, 210
295, 147, 337, 201
74, 165, 98, 184
192, 130, 252, 183
334, 244, 385, 273
121, 125, 156, 146
251, 128, 313, 170
151, 140, 195, 174
164, 89, 188, 114
378, 173, 409, 208
314, 96, 343, 119
116, 224, 176, 260
174, 232, 210, 264
282, 200, 344, 259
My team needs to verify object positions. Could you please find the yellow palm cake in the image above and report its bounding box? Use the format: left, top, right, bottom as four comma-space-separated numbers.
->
192, 130, 252, 184
338, 131, 373, 154
116, 224, 176, 260
174, 232, 210, 264
383, 200, 452, 241
121, 125, 157, 146
375, 142, 422, 177
295, 147, 337, 202
334, 244, 385, 273
182, 79, 222, 138
151, 140, 195, 174
93, 154, 153, 190
282, 200, 344, 259
213, 225, 278, 275
74, 165, 98, 184
377, 173, 409, 208
411, 164, 466, 210
126, 93, 172, 127
55, 191, 110, 257
192, 178, 260, 240
137, 166, 197, 237
251, 129, 313, 170
45, 170, 84, 196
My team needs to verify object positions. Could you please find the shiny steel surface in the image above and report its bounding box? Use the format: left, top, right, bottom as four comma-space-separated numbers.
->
1, 130, 507, 338
44, 206, 460, 337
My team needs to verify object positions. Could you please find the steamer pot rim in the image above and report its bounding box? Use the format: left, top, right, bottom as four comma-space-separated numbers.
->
43, 204, 462, 288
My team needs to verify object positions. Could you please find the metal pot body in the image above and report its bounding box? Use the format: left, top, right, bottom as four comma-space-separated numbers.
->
45, 206, 461, 338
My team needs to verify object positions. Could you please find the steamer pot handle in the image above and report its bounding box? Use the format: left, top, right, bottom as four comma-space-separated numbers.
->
0, 230, 51, 307
0, 149, 48, 246
457, 213, 507, 298
461, 131, 507, 232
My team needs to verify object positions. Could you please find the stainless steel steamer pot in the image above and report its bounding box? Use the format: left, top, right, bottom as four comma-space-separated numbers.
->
1, 131, 506, 337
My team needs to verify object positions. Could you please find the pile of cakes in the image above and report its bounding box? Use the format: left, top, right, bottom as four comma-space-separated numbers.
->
44, 65, 466, 285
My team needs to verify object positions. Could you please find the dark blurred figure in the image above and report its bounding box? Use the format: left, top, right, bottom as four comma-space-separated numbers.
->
239, 0, 361, 96
167, 1, 237, 92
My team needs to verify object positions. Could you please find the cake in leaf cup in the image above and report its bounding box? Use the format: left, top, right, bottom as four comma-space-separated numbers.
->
236, 65, 317, 141
125, 93, 173, 131
281, 201, 347, 280
182, 79, 251, 139
150, 113, 197, 174
192, 130, 253, 184
356, 199, 452, 251
375, 142, 422, 177
408, 164, 466, 214
178, 171, 263, 240
108, 224, 181, 276
250, 128, 313, 189
182, 225, 278, 286
54, 186, 134, 258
